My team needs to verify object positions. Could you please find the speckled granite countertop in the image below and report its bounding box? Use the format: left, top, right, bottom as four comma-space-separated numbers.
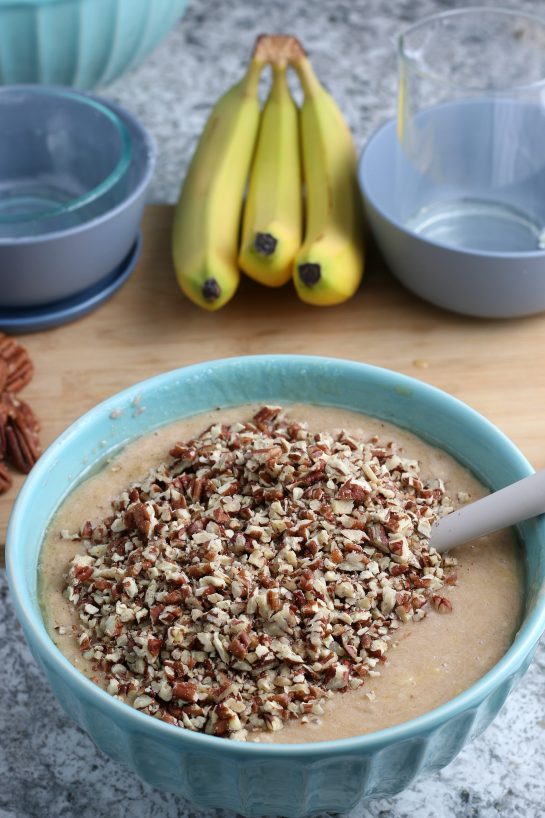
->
3, 0, 545, 816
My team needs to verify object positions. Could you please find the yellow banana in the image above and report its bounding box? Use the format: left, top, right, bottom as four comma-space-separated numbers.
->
172, 56, 263, 310
292, 55, 364, 306
238, 62, 302, 287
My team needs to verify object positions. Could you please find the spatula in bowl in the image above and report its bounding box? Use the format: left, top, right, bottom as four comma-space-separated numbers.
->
430, 469, 545, 553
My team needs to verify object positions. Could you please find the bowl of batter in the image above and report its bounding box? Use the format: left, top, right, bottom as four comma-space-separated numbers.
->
6, 355, 545, 815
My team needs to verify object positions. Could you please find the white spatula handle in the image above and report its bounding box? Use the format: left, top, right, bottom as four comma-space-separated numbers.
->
430, 469, 545, 553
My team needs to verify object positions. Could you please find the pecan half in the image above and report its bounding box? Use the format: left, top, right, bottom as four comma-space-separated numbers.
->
13, 395, 40, 438
0, 402, 8, 460
0, 462, 12, 494
5, 418, 39, 473
0, 360, 7, 393
1, 394, 41, 474
0, 334, 34, 393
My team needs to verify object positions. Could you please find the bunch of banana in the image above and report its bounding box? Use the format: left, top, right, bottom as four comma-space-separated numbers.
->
172, 35, 364, 310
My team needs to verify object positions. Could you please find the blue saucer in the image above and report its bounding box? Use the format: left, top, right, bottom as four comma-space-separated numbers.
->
0, 233, 142, 333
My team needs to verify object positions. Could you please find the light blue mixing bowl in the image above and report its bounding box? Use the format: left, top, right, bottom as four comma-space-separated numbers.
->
0, 0, 189, 89
6, 356, 545, 816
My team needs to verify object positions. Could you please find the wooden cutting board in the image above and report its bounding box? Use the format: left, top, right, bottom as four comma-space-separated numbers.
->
2, 203, 545, 565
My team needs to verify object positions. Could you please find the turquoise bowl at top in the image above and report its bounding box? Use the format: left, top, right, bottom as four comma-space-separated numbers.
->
0, 0, 189, 89
6, 355, 545, 816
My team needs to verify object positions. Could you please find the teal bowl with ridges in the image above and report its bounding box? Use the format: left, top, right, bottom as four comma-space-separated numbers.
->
6, 356, 545, 815
0, 0, 189, 89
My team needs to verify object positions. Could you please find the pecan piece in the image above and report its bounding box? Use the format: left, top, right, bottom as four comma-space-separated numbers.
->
338, 480, 367, 503
74, 565, 93, 582
147, 637, 163, 657
253, 406, 282, 424
213, 717, 231, 736
213, 507, 231, 525
432, 594, 452, 614
368, 522, 390, 553
228, 631, 250, 660
125, 502, 154, 537
173, 681, 198, 702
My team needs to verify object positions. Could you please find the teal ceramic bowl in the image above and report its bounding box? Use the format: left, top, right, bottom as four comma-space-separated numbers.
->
6, 356, 545, 816
0, 0, 189, 89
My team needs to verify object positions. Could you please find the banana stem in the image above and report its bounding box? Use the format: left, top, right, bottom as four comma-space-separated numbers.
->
270, 62, 289, 94
241, 56, 265, 97
253, 34, 305, 67
291, 56, 322, 99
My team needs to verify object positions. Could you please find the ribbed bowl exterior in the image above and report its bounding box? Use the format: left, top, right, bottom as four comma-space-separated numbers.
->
7, 357, 545, 816
0, 0, 189, 89
26, 639, 533, 816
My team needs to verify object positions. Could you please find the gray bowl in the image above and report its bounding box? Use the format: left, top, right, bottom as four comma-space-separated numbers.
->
358, 118, 545, 319
0, 86, 155, 309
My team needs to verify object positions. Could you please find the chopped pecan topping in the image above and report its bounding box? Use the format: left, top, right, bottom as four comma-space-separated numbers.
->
64, 406, 456, 740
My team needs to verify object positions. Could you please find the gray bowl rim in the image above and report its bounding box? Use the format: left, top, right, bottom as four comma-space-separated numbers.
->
358, 115, 545, 260
0, 85, 156, 247
6, 354, 545, 757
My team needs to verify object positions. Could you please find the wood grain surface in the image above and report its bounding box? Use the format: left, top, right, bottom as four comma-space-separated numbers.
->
2, 204, 544, 564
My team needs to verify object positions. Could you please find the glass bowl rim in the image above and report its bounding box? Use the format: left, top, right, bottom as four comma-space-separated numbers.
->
0, 85, 132, 224
398, 5, 545, 95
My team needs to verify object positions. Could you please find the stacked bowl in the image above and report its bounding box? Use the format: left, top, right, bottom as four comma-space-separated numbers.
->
0, 85, 155, 331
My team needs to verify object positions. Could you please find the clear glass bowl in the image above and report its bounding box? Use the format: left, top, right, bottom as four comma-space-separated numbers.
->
0, 85, 132, 237
396, 7, 545, 253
